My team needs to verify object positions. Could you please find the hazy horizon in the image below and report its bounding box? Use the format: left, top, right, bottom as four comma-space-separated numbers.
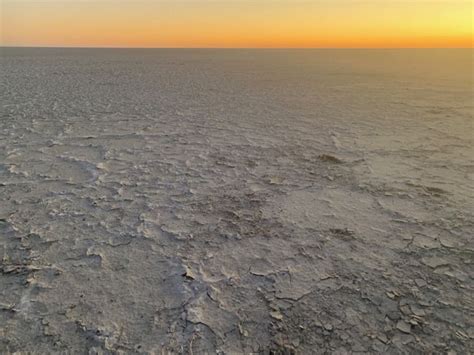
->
2, 46, 473, 50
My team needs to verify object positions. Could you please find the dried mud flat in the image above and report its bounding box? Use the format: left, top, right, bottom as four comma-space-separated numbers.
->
0, 49, 473, 354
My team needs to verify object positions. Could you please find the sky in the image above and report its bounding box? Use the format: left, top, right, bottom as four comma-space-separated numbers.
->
1, 0, 472, 48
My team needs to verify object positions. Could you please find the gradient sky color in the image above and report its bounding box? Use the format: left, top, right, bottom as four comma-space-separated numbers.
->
1, 0, 473, 48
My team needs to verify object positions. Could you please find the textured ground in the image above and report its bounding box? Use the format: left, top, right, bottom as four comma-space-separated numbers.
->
0, 48, 473, 354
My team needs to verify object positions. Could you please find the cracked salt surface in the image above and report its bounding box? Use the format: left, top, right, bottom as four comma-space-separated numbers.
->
1, 48, 473, 353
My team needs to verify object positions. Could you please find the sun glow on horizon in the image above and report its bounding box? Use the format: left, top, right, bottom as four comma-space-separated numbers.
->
1, 0, 472, 48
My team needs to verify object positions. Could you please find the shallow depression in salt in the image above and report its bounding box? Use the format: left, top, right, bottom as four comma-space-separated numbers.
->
0, 48, 473, 353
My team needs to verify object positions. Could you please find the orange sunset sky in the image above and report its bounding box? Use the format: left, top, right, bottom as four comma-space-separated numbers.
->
1, 0, 472, 48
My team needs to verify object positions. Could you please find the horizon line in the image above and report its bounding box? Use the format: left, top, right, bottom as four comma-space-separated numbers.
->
2, 45, 473, 50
